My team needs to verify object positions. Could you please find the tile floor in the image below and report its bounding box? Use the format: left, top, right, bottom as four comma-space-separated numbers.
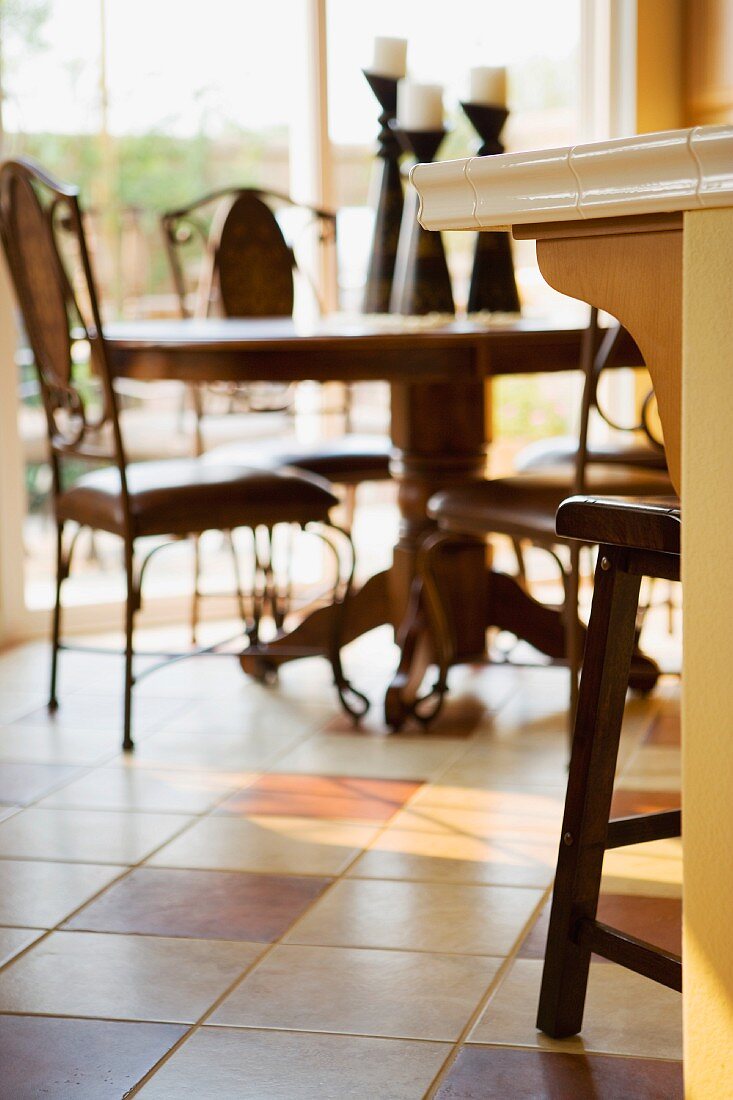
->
0, 623, 682, 1099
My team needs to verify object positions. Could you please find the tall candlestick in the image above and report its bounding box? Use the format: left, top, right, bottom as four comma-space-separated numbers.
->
469, 66, 507, 107
362, 71, 405, 313
460, 101, 520, 313
390, 126, 454, 316
396, 80, 444, 131
371, 36, 407, 79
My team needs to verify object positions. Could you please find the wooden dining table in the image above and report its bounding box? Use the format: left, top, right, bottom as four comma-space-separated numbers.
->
103, 313, 655, 728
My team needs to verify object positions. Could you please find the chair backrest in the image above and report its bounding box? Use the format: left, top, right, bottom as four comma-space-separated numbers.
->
161, 186, 336, 321
0, 158, 128, 495
589, 324, 664, 451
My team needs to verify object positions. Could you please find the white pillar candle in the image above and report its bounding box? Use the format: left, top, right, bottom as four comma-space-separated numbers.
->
371, 36, 407, 79
469, 66, 507, 106
396, 80, 444, 130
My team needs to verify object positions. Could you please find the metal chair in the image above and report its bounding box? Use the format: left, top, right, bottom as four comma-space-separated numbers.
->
161, 187, 393, 639
0, 157, 361, 749
537, 493, 681, 1038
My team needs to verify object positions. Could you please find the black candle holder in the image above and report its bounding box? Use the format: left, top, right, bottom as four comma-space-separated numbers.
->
389, 126, 455, 316
460, 102, 520, 314
361, 71, 405, 314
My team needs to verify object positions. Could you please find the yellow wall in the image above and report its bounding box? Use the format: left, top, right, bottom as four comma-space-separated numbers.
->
636, 0, 684, 132
682, 207, 733, 1097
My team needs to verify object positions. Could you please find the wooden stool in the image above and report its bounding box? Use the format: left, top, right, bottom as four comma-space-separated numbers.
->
537, 494, 682, 1039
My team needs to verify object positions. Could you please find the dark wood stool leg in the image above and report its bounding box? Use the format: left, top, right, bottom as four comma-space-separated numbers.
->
537, 546, 642, 1038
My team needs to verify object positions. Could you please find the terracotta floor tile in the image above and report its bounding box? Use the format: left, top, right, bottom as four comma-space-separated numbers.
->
518, 894, 682, 960
0, 725, 124, 765
435, 1046, 682, 1099
148, 814, 379, 876
212, 943, 501, 1040
0, 860, 125, 928
0, 927, 44, 968
214, 773, 421, 821
0, 930, 262, 1023
64, 866, 330, 941
0, 762, 82, 806
610, 788, 681, 816
285, 878, 543, 956
469, 958, 682, 1059
39, 766, 237, 814
137, 1027, 450, 1099
0, 1014, 187, 1100
644, 705, 681, 746
0, 807, 194, 864
270, 733, 463, 780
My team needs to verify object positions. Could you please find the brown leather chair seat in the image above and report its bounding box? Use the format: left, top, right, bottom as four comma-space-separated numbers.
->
555, 494, 680, 555
202, 432, 393, 485
427, 463, 674, 543
57, 460, 339, 538
514, 433, 667, 472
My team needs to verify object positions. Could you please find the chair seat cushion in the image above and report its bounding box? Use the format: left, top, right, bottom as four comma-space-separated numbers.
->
203, 433, 393, 485
514, 434, 667, 472
556, 495, 681, 555
427, 464, 674, 543
56, 459, 339, 537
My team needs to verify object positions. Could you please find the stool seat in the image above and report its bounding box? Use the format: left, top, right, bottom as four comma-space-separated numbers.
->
556, 494, 680, 554
514, 434, 667, 472
203, 433, 393, 485
427, 465, 674, 543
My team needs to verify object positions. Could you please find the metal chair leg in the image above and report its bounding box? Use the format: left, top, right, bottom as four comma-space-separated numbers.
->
537, 547, 642, 1038
190, 535, 202, 645
49, 521, 66, 712
122, 541, 139, 752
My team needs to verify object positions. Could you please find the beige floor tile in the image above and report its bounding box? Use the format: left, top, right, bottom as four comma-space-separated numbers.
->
148, 814, 379, 875
212, 943, 501, 1040
469, 957, 682, 1060
271, 733, 464, 781
0, 807, 193, 864
0, 725, 125, 765
0, 692, 48, 725
0, 927, 44, 968
409, 782, 564, 816
437, 743, 570, 790
117, 728, 302, 772
137, 1027, 450, 1099
12, 693, 189, 735
601, 838, 683, 898
38, 767, 239, 814
285, 878, 543, 956
155, 693, 329, 739
0, 930, 262, 1023
347, 830, 557, 888
0, 860, 126, 927
618, 745, 682, 791
386, 802, 562, 842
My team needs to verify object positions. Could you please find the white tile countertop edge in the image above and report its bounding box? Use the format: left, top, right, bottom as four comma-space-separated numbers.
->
410, 125, 733, 231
